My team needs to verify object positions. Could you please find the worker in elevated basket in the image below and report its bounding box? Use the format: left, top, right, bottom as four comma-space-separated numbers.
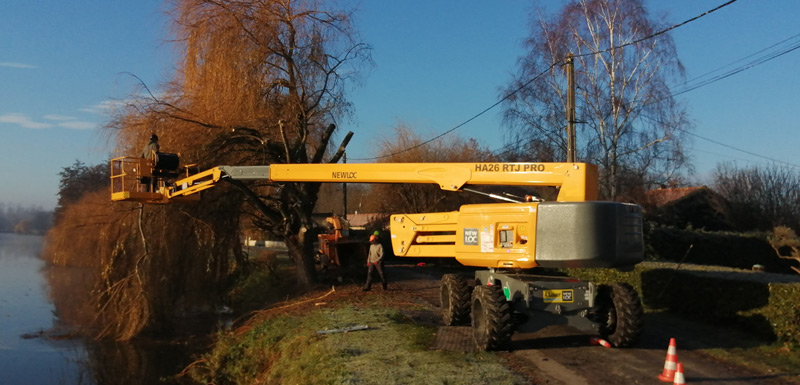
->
363, 234, 387, 291
141, 133, 160, 161
140, 133, 160, 192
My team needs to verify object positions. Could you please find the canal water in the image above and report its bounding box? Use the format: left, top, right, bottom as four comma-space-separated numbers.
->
0, 233, 199, 385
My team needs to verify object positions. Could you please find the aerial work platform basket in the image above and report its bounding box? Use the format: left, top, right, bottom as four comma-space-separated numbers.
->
110, 155, 199, 204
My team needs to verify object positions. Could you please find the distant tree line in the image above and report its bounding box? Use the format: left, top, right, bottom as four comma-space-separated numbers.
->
713, 162, 800, 232
0, 203, 52, 235
0, 159, 106, 235
54, 160, 109, 224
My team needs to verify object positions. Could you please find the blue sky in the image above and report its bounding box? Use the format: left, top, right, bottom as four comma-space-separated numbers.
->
1, 0, 799, 209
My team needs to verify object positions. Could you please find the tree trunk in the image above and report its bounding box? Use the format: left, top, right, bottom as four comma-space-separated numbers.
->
285, 226, 317, 288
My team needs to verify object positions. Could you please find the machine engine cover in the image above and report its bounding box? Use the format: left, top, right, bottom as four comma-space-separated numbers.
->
534, 202, 643, 268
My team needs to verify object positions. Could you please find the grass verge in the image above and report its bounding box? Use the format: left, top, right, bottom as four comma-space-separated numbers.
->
187, 286, 527, 384
186, 260, 799, 384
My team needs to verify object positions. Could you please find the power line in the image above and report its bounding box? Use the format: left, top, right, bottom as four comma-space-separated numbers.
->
348, 63, 558, 161
573, 0, 739, 59
684, 131, 800, 169
693, 148, 757, 164
649, 32, 800, 168
497, 20, 800, 167
692, 147, 781, 169
672, 36, 800, 97
350, 0, 740, 162
683, 31, 800, 85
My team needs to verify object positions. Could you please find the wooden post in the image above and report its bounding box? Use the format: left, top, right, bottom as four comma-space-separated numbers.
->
566, 53, 577, 163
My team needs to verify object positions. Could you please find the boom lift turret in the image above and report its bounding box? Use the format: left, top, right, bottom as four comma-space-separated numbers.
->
110, 157, 644, 350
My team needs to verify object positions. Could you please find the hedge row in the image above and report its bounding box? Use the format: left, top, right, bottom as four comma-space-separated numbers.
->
645, 226, 797, 274
564, 263, 800, 348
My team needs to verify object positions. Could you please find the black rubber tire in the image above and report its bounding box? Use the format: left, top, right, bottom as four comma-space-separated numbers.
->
595, 283, 643, 347
471, 285, 513, 351
440, 274, 471, 325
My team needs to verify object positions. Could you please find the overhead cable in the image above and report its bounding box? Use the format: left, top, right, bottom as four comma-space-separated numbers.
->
351, 0, 740, 161
499, 8, 800, 168
573, 0, 739, 59
671, 36, 800, 97
683, 131, 800, 169
348, 64, 558, 161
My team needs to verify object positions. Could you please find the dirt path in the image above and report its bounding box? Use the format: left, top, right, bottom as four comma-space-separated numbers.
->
381, 264, 800, 385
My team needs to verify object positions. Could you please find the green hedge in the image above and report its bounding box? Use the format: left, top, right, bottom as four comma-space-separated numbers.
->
646, 226, 796, 274
565, 263, 800, 347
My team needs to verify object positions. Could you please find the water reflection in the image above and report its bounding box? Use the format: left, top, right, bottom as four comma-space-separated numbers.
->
0, 233, 86, 384
82, 339, 202, 385
0, 234, 201, 385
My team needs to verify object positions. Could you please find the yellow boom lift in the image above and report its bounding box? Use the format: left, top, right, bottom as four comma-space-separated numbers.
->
110, 157, 644, 350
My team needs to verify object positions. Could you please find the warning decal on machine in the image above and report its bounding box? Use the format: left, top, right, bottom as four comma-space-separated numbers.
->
543, 289, 574, 303
480, 225, 494, 253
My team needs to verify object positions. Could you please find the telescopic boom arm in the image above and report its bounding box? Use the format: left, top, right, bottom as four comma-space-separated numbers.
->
165, 162, 598, 202
110, 157, 598, 203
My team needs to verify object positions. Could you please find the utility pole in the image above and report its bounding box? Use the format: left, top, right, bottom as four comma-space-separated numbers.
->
565, 53, 577, 163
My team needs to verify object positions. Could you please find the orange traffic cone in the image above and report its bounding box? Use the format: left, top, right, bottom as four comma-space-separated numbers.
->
658, 338, 679, 382
672, 362, 686, 385
589, 337, 612, 348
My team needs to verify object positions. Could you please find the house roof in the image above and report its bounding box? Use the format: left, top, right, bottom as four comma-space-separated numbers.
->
644, 186, 705, 207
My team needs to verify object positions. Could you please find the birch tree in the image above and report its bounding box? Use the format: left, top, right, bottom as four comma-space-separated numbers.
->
502, 0, 691, 200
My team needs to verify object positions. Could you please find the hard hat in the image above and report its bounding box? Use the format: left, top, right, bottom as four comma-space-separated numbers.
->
369, 235, 377, 242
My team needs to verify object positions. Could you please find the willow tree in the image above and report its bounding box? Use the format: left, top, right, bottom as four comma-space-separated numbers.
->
502, 0, 691, 200
151, 0, 371, 286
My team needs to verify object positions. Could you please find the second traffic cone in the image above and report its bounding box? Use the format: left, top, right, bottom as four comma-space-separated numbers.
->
672, 362, 686, 385
658, 338, 679, 382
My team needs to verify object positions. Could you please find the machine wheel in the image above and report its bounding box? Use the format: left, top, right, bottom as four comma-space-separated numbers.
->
595, 283, 643, 347
471, 285, 513, 351
440, 274, 471, 325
